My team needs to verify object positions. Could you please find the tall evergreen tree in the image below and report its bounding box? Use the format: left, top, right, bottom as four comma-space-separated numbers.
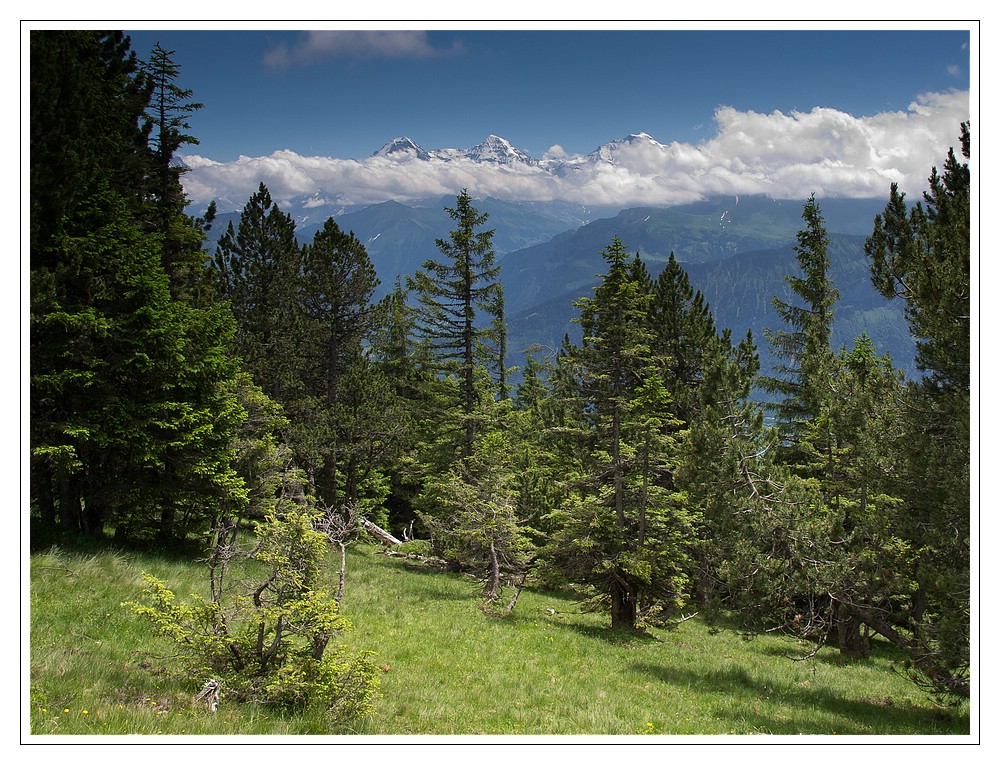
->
407, 190, 505, 457
649, 253, 719, 428
679, 327, 770, 610
30, 31, 152, 267
700, 196, 943, 672
761, 194, 840, 452
30, 31, 247, 544
140, 42, 207, 298
295, 218, 381, 510
546, 238, 694, 630
213, 183, 300, 402
31, 188, 246, 541
864, 124, 971, 697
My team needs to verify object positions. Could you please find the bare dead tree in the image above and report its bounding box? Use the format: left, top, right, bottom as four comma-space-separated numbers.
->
315, 502, 364, 604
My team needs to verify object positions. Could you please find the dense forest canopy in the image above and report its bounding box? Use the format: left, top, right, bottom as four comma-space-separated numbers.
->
29, 31, 972, 712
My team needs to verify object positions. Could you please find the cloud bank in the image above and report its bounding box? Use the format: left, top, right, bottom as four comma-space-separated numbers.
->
181, 89, 969, 212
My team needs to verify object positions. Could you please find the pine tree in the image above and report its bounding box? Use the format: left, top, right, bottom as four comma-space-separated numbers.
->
30, 31, 152, 261
140, 42, 207, 298
30, 32, 247, 543
679, 328, 772, 609
426, 426, 532, 606
703, 197, 921, 664
864, 124, 971, 697
407, 190, 505, 457
649, 253, 719, 427
762, 194, 839, 452
31, 188, 246, 541
213, 183, 300, 402
546, 238, 693, 630
294, 218, 381, 510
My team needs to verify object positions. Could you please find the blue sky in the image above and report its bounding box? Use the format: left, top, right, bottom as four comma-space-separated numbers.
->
114, 25, 973, 210
124, 27, 971, 161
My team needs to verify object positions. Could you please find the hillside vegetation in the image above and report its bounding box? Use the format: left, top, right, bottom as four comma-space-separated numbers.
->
29, 32, 971, 737
29, 541, 969, 737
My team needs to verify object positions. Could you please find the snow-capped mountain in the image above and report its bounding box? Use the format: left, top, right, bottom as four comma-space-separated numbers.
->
374, 134, 537, 165
372, 136, 432, 161
586, 132, 664, 164
460, 134, 537, 165
373, 132, 667, 171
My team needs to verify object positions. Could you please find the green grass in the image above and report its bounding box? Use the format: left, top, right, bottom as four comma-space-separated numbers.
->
28, 541, 971, 737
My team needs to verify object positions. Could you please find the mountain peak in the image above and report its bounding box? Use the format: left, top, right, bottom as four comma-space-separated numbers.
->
588, 132, 664, 163
373, 136, 430, 160
465, 134, 536, 165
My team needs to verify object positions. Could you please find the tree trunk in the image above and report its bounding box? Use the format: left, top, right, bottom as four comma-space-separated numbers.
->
610, 574, 637, 630
483, 541, 501, 601
360, 518, 402, 547
58, 471, 80, 530
335, 540, 347, 604
835, 600, 870, 657
33, 460, 56, 529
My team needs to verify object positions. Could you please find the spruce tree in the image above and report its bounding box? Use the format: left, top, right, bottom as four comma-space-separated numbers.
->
213, 183, 300, 402
864, 124, 971, 697
546, 238, 693, 630
761, 193, 839, 451
407, 190, 505, 457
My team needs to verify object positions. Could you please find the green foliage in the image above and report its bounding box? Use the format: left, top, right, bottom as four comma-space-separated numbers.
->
124, 489, 380, 722
863, 124, 971, 698
407, 190, 506, 455
423, 426, 534, 603
545, 238, 697, 629
866, 124, 970, 392
30, 31, 252, 546
762, 193, 840, 438
31, 187, 246, 542
708, 198, 913, 661
30, 31, 152, 258
213, 183, 300, 401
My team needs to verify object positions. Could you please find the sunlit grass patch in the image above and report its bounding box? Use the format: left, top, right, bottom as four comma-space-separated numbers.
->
29, 541, 970, 736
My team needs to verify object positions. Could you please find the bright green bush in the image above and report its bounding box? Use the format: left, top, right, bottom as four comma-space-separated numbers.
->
124, 488, 380, 723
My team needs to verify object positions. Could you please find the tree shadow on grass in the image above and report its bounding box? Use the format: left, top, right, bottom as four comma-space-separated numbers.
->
753, 635, 909, 665
538, 618, 661, 647
629, 661, 969, 735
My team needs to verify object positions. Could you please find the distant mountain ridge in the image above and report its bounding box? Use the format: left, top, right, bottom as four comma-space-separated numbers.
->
371, 131, 673, 171
202, 190, 914, 380
374, 134, 537, 166
502, 197, 915, 380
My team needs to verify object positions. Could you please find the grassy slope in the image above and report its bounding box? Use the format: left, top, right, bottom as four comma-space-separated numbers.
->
27, 542, 970, 737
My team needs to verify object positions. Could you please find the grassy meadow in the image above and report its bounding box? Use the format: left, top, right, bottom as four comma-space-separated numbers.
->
27, 539, 971, 738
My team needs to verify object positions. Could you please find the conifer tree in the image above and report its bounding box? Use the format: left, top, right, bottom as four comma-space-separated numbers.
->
407, 190, 506, 457
140, 42, 207, 298
546, 238, 694, 630
679, 328, 769, 609
213, 183, 300, 402
295, 218, 381, 510
425, 426, 532, 607
761, 193, 839, 452
30, 31, 248, 543
649, 253, 719, 427
864, 124, 971, 697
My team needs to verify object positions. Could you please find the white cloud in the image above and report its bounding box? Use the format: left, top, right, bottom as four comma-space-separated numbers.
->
263, 31, 462, 68
181, 89, 970, 211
